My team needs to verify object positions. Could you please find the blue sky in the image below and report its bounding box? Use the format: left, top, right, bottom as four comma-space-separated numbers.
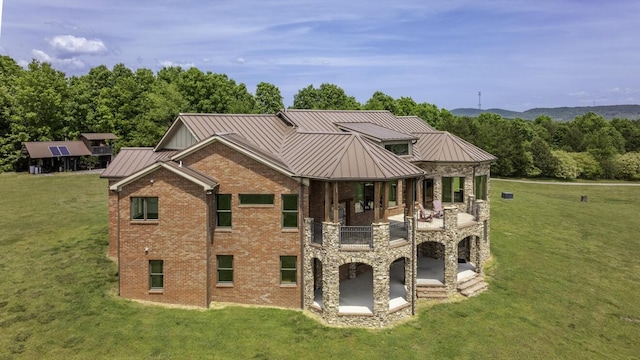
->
1, 0, 639, 111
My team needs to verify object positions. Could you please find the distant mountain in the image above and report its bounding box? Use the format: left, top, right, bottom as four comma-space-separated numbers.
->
449, 105, 640, 121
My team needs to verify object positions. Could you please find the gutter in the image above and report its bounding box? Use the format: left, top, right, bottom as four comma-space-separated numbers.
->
115, 189, 121, 296
205, 190, 213, 308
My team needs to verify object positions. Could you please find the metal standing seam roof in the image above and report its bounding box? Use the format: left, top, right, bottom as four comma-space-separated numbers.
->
100, 148, 177, 178
396, 116, 437, 132
171, 113, 291, 155
278, 109, 434, 134
282, 132, 424, 180
160, 160, 219, 189
170, 132, 293, 174
22, 141, 92, 159
334, 122, 417, 142
80, 133, 118, 141
413, 132, 497, 163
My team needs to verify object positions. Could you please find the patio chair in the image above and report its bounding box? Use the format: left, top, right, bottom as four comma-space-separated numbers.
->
432, 200, 443, 218
418, 203, 432, 222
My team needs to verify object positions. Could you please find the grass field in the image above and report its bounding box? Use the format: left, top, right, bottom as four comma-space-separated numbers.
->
1, 173, 639, 359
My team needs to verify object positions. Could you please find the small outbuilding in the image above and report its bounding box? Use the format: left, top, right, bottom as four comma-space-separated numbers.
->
22, 133, 117, 173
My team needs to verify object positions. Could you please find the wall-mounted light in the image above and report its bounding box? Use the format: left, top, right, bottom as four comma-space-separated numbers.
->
150, 179, 154, 184
144, 247, 149, 254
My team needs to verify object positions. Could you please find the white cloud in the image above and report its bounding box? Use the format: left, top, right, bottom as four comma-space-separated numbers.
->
236, 57, 246, 64
32, 49, 85, 69
49, 35, 107, 55
157, 60, 194, 68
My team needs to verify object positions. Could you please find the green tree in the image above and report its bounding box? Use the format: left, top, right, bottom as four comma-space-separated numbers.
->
255, 82, 283, 114
552, 150, 579, 179
530, 137, 558, 177
292, 83, 360, 110
363, 91, 397, 112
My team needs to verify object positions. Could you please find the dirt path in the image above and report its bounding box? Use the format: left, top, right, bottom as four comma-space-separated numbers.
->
493, 178, 640, 186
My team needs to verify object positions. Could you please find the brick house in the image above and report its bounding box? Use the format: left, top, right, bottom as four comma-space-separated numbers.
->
101, 110, 496, 327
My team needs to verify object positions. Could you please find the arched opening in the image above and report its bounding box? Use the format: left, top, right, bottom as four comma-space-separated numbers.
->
457, 236, 477, 281
389, 257, 409, 310
338, 262, 373, 314
312, 258, 323, 308
417, 241, 445, 285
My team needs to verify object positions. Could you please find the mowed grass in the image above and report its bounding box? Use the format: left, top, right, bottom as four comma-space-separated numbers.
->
1, 173, 639, 359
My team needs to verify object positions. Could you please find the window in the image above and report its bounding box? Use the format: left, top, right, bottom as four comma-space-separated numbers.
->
216, 255, 233, 284
475, 175, 488, 200
355, 182, 375, 213
388, 180, 398, 207
149, 260, 163, 290
442, 177, 465, 203
239, 194, 274, 205
282, 194, 298, 228
280, 256, 297, 284
131, 197, 158, 220
216, 194, 232, 227
384, 142, 410, 156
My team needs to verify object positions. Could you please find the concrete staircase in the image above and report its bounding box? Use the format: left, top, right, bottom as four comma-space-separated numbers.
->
457, 274, 488, 297
416, 284, 448, 300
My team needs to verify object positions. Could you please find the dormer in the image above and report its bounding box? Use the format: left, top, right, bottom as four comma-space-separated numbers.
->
335, 122, 416, 157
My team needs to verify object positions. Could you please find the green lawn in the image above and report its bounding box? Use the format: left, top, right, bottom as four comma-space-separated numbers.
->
1, 173, 639, 359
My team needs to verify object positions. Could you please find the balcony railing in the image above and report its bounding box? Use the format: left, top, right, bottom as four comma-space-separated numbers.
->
91, 146, 113, 155
339, 225, 373, 248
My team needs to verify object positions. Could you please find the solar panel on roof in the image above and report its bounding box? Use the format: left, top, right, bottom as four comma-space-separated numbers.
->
58, 146, 70, 155
49, 146, 61, 156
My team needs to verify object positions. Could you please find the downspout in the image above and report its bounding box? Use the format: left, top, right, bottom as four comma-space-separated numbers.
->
116, 189, 121, 296
205, 190, 213, 308
299, 180, 305, 309
411, 210, 416, 316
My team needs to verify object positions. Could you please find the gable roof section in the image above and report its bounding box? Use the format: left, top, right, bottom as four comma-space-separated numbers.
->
108, 160, 218, 192
80, 133, 118, 141
157, 113, 291, 155
282, 132, 424, 180
22, 141, 92, 159
278, 109, 434, 134
335, 122, 417, 142
413, 132, 497, 163
172, 133, 294, 177
101, 148, 177, 178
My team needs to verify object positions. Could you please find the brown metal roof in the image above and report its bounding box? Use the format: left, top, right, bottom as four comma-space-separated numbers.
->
172, 133, 293, 175
335, 122, 417, 142
109, 160, 218, 191
278, 110, 434, 134
282, 132, 424, 180
100, 148, 177, 178
163, 113, 291, 155
413, 132, 497, 163
80, 133, 118, 140
396, 116, 437, 131
22, 141, 92, 159
160, 161, 219, 189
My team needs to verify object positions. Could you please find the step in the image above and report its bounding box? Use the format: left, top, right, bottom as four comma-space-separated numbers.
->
459, 281, 488, 297
457, 274, 483, 291
416, 285, 448, 299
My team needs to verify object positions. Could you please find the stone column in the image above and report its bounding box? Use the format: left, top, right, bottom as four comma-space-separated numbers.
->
444, 238, 458, 293
372, 261, 389, 324
372, 222, 389, 250
303, 218, 315, 308
322, 222, 340, 321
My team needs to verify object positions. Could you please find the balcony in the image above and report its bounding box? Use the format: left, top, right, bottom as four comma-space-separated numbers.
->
90, 146, 113, 155
308, 218, 409, 251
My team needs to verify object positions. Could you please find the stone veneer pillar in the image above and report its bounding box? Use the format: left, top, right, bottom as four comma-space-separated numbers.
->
443, 207, 459, 293
372, 223, 390, 322
322, 222, 340, 320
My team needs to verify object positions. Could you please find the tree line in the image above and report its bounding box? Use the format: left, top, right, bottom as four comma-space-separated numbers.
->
1, 55, 639, 180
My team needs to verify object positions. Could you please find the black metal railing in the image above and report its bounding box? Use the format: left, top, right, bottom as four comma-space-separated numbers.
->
339, 225, 373, 248
91, 146, 113, 155
389, 219, 409, 240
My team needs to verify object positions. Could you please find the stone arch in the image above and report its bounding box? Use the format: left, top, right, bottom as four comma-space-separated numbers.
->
457, 236, 480, 276
311, 257, 323, 308
338, 262, 374, 314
